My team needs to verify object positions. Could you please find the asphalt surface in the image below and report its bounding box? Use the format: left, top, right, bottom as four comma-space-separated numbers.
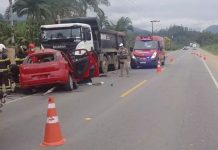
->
1, 49, 218, 150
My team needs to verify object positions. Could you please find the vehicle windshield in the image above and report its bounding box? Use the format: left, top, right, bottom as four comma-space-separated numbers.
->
41, 27, 81, 40
134, 40, 158, 50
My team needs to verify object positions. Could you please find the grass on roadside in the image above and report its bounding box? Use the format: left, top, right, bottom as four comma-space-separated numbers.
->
202, 44, 218, 55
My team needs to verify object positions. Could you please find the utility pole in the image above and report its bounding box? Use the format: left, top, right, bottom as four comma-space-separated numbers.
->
150, 20, 160, 35
9, 0, 15, 46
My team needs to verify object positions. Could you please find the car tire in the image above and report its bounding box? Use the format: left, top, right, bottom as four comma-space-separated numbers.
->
64, 75, 73, 91
73, 81, 78, 90
131, 62, 137, 69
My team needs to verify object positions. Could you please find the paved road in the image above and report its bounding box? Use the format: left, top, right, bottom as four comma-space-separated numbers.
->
1, 50, 218, 150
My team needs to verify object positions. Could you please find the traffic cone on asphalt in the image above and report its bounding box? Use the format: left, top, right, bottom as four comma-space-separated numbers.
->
203, 56, 207, 61
156, 60, 162, 73
40, 97, 65, 147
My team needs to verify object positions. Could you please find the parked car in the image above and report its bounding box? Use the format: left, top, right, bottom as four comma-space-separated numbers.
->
19, 49, 78, 93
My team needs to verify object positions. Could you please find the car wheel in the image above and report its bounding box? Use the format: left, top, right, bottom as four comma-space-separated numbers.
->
131, 62, 137, 69
73, 81, 78, 90
64, 75, 73, 91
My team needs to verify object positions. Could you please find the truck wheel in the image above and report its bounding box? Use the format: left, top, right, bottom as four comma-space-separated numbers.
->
100, 56, 108, 74
113, 55, 119, 70
64, 75, 73, 91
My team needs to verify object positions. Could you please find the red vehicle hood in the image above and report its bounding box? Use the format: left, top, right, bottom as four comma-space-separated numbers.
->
133, 49, 156, 57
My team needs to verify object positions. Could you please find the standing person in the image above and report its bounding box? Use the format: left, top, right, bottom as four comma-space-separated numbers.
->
0, 44, 11, 94
16, 39, 27, 65
118, 43, 130, 77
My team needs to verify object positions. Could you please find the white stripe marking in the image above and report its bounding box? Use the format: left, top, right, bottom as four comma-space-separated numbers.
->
48, 103, 56, 109
47, 116, 59, 124
6, 96, 32, 104
202, 60, 218, 89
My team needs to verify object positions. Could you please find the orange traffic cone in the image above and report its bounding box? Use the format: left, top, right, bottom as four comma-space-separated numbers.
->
203, 56, 207, 61
156, 60, 162, 73
41, 97, 65, 147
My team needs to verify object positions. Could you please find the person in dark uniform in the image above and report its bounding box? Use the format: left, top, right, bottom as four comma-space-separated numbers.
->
0, 44, 11, 94
11, 39, 28, 87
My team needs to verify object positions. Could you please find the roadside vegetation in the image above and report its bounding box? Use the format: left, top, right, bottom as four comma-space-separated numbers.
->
202, 44, 218, 55
1, 0, 218, 54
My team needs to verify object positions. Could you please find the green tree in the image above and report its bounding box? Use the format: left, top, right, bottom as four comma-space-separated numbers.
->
108, 17, 133, 32
13, 0, 50, 22
97, 8, 110, 29
0, 22, 12, 46
11, 0, 51, 43
164, 37, 171, 50
76, 0, 110, 17
0, 13, 4, 20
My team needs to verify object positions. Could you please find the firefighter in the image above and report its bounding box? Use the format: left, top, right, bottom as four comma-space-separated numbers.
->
16, 40, 27, 65
10, 40, 28, 88
27, 43, 35, 55
0, 44, 11, 94
118, 43, 130, 77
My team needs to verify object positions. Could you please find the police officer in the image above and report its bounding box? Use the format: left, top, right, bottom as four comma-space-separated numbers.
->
0, 44, 11, 94
118, 43, 129, 77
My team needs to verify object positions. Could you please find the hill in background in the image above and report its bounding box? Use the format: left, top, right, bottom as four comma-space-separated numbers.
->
204, 25, 218, 33
128, 27, 150, 36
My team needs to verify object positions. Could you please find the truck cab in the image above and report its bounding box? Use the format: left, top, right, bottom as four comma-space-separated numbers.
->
40, 23, 99, 81
131, 36, 166, 68
41, 23, 93, 53
58, 17, 126, 73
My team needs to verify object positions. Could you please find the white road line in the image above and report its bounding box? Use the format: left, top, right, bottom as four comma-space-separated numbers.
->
6, 96, 32, 104
202, 60, 218, 89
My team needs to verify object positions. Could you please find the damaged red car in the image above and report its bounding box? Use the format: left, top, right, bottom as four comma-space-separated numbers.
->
19, 49, 77, 93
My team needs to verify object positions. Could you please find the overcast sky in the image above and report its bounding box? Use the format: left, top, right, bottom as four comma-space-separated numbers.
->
1, 0, 218, 31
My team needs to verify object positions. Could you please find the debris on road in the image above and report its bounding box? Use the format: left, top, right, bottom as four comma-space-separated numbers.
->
87, 82, 104, 86
43, 86, 57, 95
